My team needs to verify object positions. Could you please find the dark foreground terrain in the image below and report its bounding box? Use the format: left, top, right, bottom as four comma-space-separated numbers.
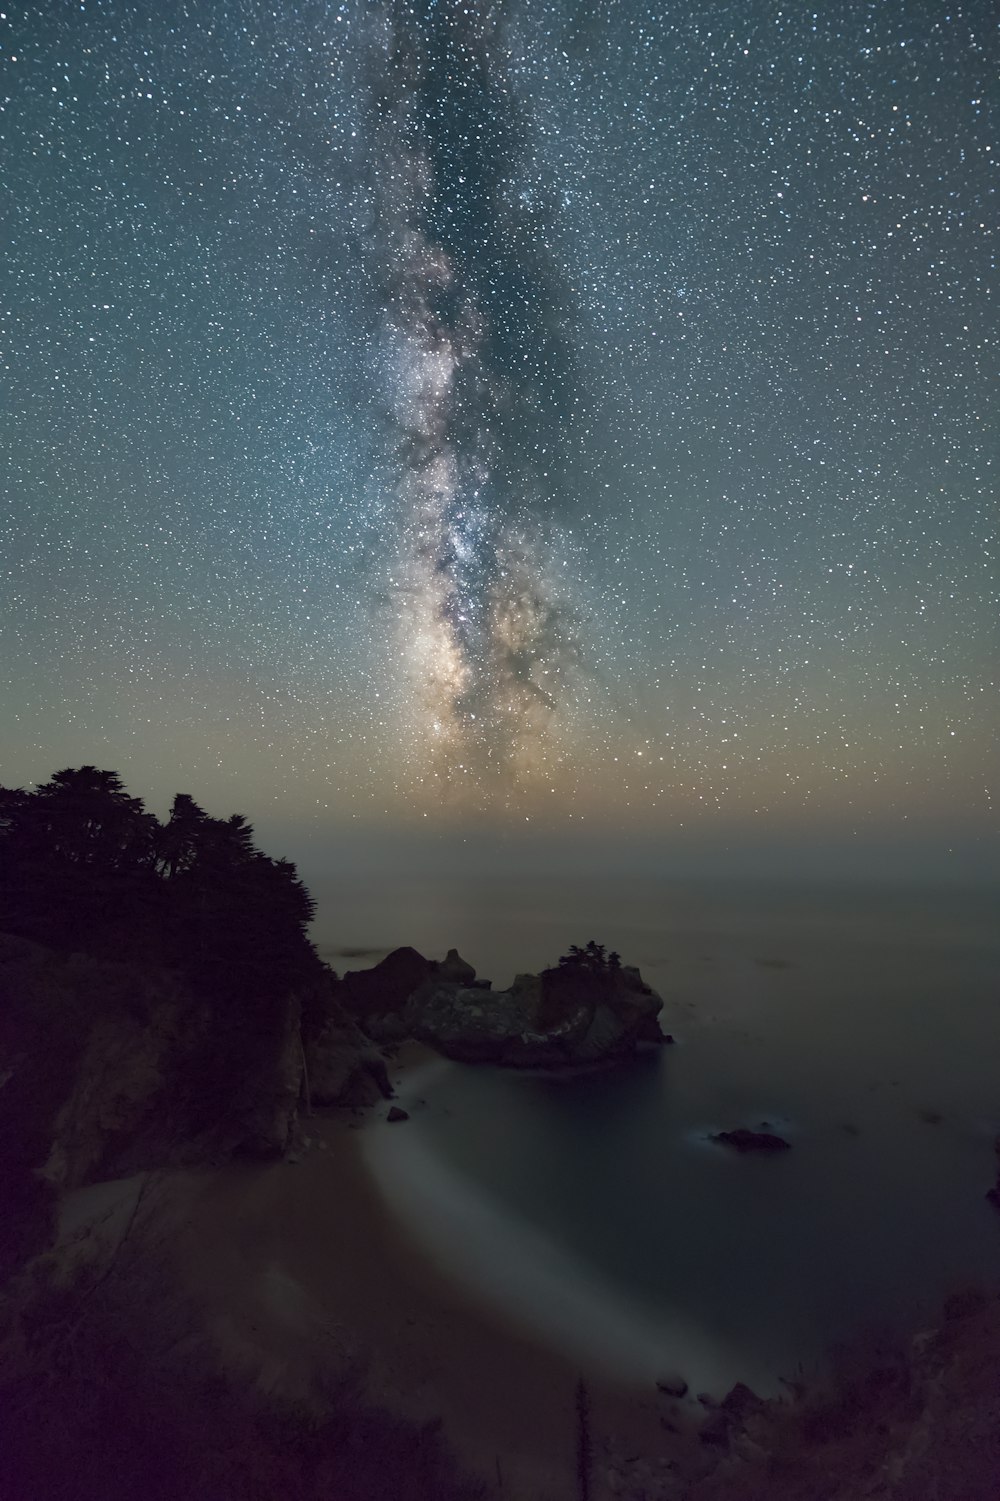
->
2, 769, 998, 1500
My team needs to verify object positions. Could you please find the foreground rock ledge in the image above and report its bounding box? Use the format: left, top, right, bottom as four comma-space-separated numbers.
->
338, 947, 667, 1068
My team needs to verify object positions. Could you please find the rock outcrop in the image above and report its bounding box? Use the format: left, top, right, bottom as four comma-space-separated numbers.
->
0, 936, 316, 1188
337, 947, 440, 1037
305, 1004, 394, 1108
711, 1129, 792, 1153
346, 947, 666, 1067
0, 932, 387, 1277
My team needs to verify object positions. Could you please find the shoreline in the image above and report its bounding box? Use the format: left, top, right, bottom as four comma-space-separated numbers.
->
47, 1039, 1000, 1501
360, 1051, 767, 1397
150, 1043, 703, 1499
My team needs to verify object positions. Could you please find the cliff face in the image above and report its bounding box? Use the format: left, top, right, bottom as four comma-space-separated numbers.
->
0, 930, 664, 1284
0, 932, 381, 1279
304, 1007, 394, 1108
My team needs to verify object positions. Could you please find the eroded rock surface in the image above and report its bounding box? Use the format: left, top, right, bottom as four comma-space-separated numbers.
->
344, 947, 666, 1068
305, 1006, 393, 1109
0, 932, 392, 1279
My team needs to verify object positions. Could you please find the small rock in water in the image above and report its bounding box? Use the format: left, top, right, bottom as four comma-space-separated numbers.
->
656, 1374, 688, 1398
711, 1128, 791, 1153
386, 1105, 409, 1123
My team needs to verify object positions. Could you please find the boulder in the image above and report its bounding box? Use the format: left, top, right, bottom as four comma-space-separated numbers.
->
386, 1105, 409, 1123
437, 948, 477, 985
656, 1374, 688, 1398
711, 1128, 792, 1153
305, 1005, 394, 1108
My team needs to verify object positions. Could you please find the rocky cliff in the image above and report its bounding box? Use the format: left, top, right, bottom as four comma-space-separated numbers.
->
0, 932, 383, 1279
0, 929, 664, 1284
338, 946, 666, 1067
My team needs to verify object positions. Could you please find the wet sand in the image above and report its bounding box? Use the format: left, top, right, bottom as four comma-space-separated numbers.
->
154, 1056, 701, 1499
49, 1040, 1000, 1501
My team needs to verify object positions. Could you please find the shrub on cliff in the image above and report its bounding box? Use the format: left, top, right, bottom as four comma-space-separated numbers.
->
556, 940, 621, 974
536, 940, 622, 1029
0, 767, 319, 1005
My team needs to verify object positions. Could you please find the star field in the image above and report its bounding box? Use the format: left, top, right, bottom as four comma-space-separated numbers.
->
1, 0, 996, 843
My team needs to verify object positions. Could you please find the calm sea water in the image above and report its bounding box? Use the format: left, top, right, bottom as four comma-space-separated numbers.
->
316, 874, 1000, 1393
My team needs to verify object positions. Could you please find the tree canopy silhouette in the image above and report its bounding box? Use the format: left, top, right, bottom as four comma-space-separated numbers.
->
557, 940, 621, 973
0, 768, 319, 1008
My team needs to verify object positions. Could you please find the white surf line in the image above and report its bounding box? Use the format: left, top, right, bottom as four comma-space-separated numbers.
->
363, 1065, 774, 1395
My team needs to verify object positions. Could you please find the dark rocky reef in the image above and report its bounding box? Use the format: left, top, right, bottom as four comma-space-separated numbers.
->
338, 946, 666, 1068
711, 1128, 792, 1153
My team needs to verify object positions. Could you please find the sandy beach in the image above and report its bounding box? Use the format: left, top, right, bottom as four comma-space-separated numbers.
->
143, 1047, 701, 1501
36, 1041, 1000, 1501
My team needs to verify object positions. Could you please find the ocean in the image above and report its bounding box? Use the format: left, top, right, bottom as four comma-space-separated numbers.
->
313, 871, 1000, 1395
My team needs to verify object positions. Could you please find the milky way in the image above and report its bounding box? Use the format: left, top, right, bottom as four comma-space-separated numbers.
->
1, 0, 996, 842
368, 2, 588, 794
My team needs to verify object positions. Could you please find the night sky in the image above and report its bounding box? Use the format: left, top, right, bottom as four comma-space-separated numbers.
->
2, 1, 997, 867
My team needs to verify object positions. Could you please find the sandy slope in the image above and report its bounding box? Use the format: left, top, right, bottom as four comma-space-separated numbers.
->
155, 1108, 701, 1500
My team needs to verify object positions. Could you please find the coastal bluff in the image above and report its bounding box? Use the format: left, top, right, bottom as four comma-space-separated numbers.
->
334, 944, 667, 1067
0, 931, 663, 1278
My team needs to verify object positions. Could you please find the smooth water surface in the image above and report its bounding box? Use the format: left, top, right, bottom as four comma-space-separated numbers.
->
330, 876, 1000, 1390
